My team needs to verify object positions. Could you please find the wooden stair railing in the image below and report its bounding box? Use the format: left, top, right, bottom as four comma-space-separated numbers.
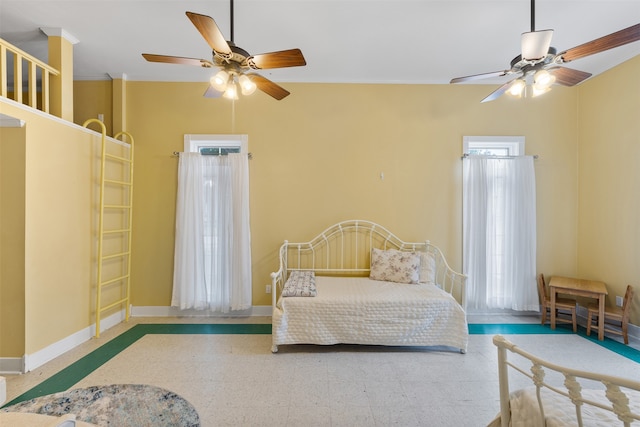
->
0, 37, 60, 114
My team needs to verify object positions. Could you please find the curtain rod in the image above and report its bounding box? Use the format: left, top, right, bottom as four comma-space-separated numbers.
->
460, 154, 539, 160
172, 151, 253, 159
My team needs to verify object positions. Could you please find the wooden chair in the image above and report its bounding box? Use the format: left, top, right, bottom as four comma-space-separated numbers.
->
538, 273, 578, 333
587, 285, 634, 344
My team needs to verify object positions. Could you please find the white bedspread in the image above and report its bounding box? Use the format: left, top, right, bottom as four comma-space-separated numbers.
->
497, 387, 640, 426
272, 276, 468, 351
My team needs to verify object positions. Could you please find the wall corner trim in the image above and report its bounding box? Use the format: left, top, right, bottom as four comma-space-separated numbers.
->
39, 27, 80, 44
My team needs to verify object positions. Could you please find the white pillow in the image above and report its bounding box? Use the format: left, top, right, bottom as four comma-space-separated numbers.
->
419, 251, 436, 284
282, 270, 317, 297
370, 248, 420, 284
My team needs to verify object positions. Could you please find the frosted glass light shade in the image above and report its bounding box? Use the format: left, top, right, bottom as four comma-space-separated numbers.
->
210, 70, 229, 92
508, 79, 526, 97
533, 69, 556, 90
239, 75, 257, 95
223, 82, 238, 100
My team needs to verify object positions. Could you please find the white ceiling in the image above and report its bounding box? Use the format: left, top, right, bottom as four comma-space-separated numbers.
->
1, 0, 639, 87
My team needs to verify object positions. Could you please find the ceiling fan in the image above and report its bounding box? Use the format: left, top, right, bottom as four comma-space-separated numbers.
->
142, 0, 306, 100
450, 0, 640, 103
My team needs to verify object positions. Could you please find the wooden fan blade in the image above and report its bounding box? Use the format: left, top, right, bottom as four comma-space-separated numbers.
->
549, 67, 592, 86
560, 23, 640, 63
481, 78, 519, 103
450, 70, 511, 84
186, 11, 231, 55
248, 74, 290, 100
142, 53, 213, 68
248, 49, 306, 69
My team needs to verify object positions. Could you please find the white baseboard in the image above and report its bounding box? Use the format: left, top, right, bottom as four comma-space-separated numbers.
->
0, 376, 5, 405
0, 310, 125, 374
0, 358, 23, 375
130, 305, 272, 317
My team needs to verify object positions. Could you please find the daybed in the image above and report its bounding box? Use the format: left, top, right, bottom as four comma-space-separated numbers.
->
490, 335, 640, 426
270, 220, 468, 353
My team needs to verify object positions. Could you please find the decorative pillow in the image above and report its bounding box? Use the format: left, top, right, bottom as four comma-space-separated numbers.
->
419, 251, 436, 284
369, 248, 420, 284
282, 270, 317, 297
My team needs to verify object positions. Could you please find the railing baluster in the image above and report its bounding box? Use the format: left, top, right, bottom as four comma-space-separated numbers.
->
28, 61, 37, 108
13, 53, 22, 104
42, 71, 50, 113
0, 45, 6, 98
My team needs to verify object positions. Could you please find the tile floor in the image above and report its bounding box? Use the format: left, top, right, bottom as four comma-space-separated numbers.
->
3, 314, 640, 427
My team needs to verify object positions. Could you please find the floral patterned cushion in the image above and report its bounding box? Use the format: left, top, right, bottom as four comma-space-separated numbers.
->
419, 251, 436, 284
369, 248, 421, 284
282, 270, 317, 297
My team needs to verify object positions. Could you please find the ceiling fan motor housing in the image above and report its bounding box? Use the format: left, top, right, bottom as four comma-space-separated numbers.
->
214, 43, 251, 69
510, 47, 556, 68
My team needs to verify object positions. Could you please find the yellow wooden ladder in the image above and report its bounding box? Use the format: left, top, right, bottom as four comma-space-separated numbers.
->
83, 119, 134, 338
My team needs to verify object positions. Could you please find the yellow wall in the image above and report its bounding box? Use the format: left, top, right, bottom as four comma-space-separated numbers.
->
577, 55, 640, 324
74, 80, 113, 135
22, 113, 95, 353
121, 81, 579, 308
0, 100, 129, 358
0, 126, 26, 357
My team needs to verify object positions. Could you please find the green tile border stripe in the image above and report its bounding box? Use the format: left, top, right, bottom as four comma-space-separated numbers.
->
471, 323, 640, 364
3, 322, 638, 408
468, 323, 574, 335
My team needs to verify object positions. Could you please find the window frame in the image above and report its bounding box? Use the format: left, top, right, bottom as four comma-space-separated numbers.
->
184, 134, 248, 155
463, 136, 525, 156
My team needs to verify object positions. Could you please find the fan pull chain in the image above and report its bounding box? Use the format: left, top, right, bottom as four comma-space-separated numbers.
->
231, 100, 236, 133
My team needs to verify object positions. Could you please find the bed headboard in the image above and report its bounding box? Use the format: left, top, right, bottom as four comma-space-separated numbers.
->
270, 220, 466, 307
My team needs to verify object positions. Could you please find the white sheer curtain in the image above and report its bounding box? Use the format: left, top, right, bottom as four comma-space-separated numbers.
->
463, 155, 539, 311
172, 152, 252, 312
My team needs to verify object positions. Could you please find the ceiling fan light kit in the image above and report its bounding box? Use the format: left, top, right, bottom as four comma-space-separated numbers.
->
208, 69, 256, 98
142, 0, 306, 101
450, 0, 640, 103
507, 68, 555, 99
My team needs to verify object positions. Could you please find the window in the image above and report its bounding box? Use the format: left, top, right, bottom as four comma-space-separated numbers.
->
462, 135, 538, 312
184, 134, 248, 155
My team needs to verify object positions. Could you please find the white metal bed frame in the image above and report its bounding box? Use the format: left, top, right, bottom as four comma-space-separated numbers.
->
493, 335, 640, 427
270, 219, 466, 309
